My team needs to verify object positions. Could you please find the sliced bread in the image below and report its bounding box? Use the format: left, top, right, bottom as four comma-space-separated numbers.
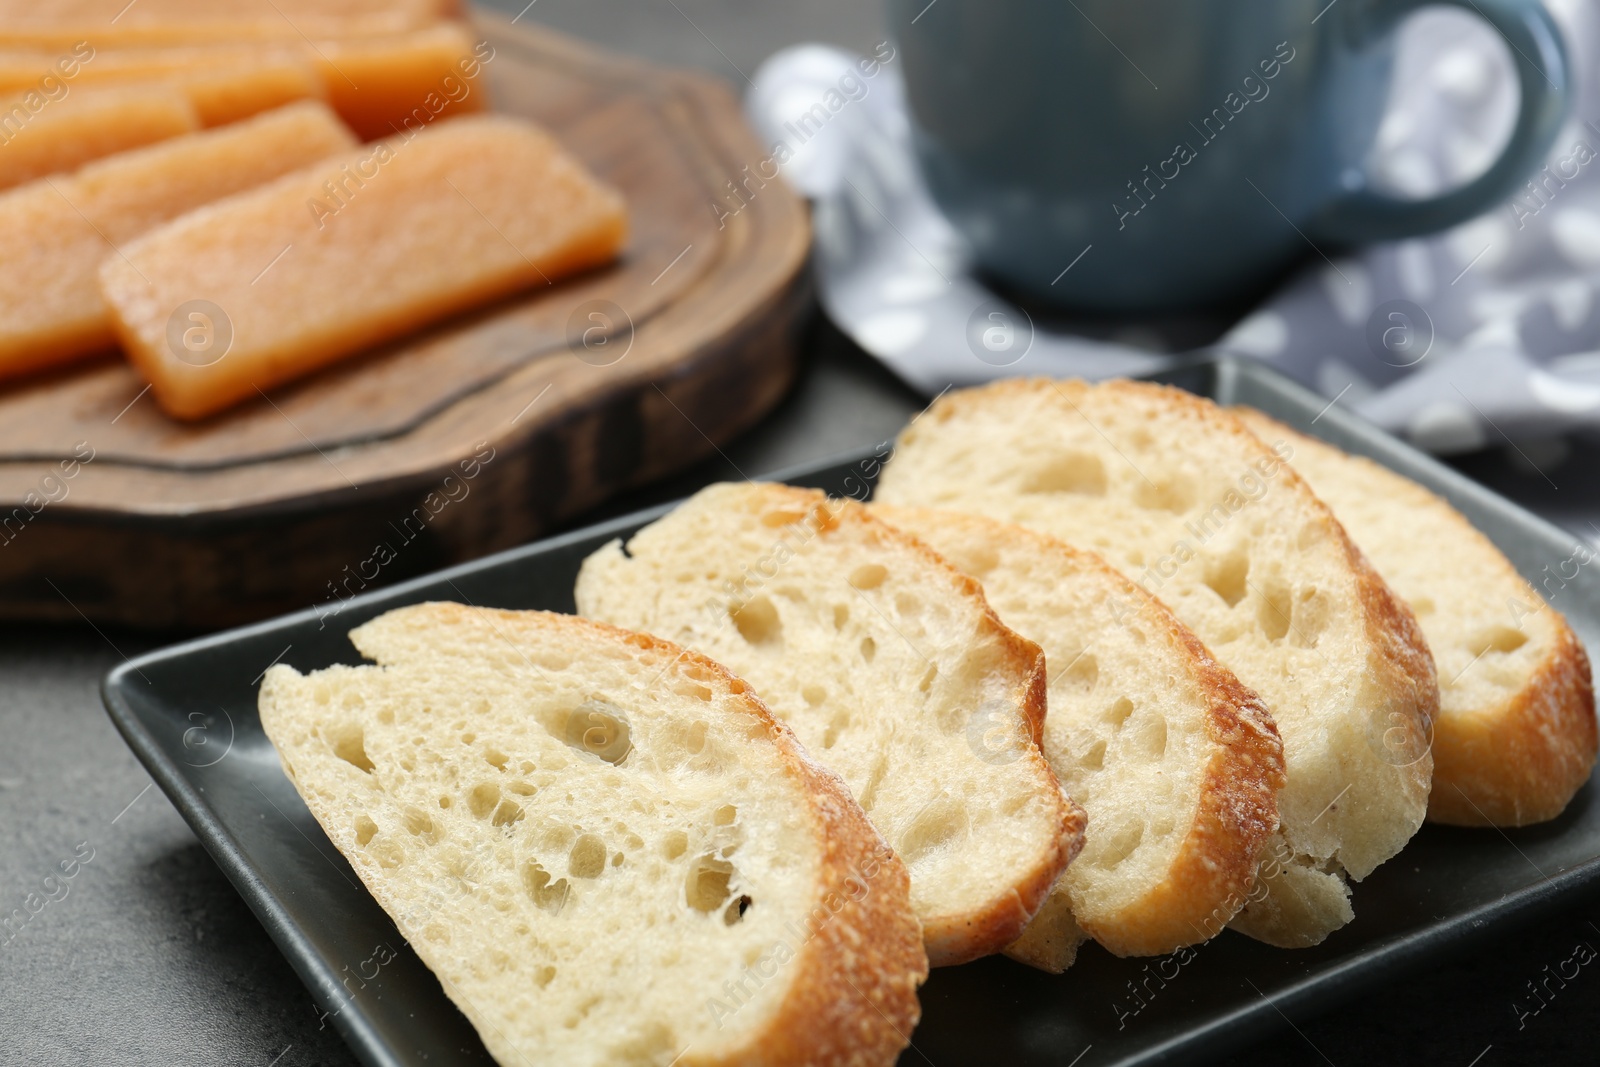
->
259, 602, 927, 1067
873, 505, 1285, 969
1236, 408, 1597, 826
574, 482, 1086, 966
875, 379, 1439, 949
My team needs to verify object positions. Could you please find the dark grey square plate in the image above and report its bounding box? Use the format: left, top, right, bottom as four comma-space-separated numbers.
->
102, 357, 1600, 1067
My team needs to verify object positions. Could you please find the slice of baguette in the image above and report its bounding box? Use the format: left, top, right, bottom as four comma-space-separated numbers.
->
574, 482, 1086, 966
875, 379, 1439, 949
872, 505, 1285, 969
259, 603, 927, 1067
1235, 408, 1597, 826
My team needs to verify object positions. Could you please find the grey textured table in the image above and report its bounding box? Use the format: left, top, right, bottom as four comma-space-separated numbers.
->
4, 2, 1600, 1064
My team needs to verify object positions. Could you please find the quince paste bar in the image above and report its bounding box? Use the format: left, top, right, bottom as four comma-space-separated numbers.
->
0, 25, 483, 137
102, 115, 626, 419
0, 83, 198, 190
0, 100, 355, 379
0, 0, 451, 48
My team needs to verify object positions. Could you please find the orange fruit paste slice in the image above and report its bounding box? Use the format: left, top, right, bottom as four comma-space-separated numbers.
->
102, 114, 626, 420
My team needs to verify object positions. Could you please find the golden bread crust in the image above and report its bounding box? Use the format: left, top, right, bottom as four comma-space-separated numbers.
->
1427, 624, 1594, 826
262, 603, 927, 1067
697, 651, 929, 1067
1116, 585, 1287, 953
873, 504, 1284, 958
883, 378, 1438, 947
745, 486, 1086, 965
1235, 409, 1595, 827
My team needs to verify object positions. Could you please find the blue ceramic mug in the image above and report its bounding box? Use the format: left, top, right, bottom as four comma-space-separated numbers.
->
889, 0, 1570, 312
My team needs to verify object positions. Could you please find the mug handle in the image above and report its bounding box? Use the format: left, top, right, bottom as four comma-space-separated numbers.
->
1307, 0, 1570, 245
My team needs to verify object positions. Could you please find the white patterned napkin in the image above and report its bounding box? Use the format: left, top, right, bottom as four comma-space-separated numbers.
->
746, 0, 1600, 453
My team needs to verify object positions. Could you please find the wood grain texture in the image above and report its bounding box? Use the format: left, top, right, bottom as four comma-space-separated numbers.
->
0, 11, 810, 628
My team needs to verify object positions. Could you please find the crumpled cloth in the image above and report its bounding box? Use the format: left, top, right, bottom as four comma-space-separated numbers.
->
745, 0, 1600, 453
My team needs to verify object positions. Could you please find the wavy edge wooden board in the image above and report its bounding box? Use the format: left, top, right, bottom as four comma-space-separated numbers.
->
0, 89, 722, 465
0, 11, 810, 628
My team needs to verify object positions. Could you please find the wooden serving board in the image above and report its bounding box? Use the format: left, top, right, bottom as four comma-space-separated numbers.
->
0, 11, 810, 629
